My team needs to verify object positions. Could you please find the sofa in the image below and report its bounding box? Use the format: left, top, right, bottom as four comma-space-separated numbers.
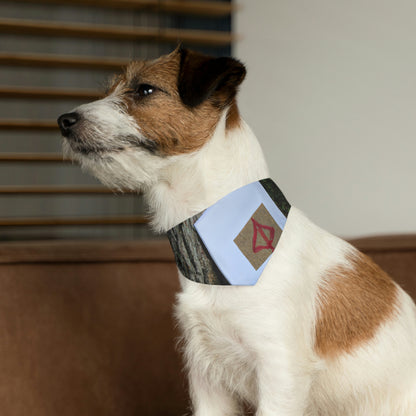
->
0, 235, 414, 415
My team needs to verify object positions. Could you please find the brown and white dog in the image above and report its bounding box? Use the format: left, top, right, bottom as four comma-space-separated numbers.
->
58, 48, 416, 415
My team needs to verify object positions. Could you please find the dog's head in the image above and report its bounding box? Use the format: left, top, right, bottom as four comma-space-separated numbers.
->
58, 47, 246, 191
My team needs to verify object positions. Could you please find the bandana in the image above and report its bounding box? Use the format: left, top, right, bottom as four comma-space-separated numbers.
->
167, 179, 290, 285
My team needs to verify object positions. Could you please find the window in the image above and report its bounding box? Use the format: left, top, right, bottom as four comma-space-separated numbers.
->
0, 0, 233, 240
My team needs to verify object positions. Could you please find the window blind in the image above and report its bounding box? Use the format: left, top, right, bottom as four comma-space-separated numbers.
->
0, 0, 234, 240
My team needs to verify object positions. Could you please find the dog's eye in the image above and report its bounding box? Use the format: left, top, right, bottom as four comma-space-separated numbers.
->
134, 84, 156, 98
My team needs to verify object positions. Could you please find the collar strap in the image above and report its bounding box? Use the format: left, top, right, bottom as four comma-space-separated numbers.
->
167, 179, 290, 285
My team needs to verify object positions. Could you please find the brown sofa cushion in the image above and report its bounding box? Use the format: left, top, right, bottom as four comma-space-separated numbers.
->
0, 240, 187, 416
0, 236, 414, 415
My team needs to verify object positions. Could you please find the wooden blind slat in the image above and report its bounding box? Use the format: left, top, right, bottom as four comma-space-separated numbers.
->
0, 120, 58, 130
0, 87, 101, 100
9, 0, 234, 17
0, 215, 148, 226
0, 186, 134, 194
0, 52, 129, 70
0, 153, 64, 162
0, 18, 234, 46
155, 0, 234, 16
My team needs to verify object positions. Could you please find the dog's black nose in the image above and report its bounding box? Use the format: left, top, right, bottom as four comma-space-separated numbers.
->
57, 112, 80, 136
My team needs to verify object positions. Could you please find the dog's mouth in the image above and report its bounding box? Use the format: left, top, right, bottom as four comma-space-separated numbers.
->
58, 111, 159, 159
64, 134, 124, 156
58, 113, 126, 157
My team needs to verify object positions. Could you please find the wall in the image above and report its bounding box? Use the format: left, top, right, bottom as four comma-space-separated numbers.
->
234, 0, 416, 238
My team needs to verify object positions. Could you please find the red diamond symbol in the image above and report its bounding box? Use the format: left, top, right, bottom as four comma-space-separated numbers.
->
234, 204, 281, 270
251, 217, 275, 253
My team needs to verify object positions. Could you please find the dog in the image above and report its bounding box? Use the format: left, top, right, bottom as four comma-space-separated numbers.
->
58, 47, 416, 415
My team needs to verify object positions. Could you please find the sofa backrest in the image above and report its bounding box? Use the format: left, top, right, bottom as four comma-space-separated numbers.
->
0, 236, 414, 415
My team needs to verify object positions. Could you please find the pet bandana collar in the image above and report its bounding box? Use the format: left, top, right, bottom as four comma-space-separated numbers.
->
167, 179, 290, 286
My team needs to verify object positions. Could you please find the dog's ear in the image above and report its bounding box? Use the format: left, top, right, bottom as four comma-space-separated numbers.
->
178, 48, 246, 108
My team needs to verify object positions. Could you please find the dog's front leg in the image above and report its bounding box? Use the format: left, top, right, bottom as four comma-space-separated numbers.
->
189, 368, 241, 416
254, 347, 312, 416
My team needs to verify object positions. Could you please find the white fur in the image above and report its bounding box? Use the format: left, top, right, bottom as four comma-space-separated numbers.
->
63, 89, 170, 191
64, 96, 416, 415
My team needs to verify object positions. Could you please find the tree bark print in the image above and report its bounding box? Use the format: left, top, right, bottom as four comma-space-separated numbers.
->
167, 213, 230, 285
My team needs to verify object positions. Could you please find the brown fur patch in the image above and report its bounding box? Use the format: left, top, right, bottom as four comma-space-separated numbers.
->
108, 50, 224, 156
226, 99, 241, 130
315, 251, 398, 358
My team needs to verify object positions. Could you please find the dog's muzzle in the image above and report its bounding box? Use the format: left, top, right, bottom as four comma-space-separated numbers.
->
57, 112, 80, 137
